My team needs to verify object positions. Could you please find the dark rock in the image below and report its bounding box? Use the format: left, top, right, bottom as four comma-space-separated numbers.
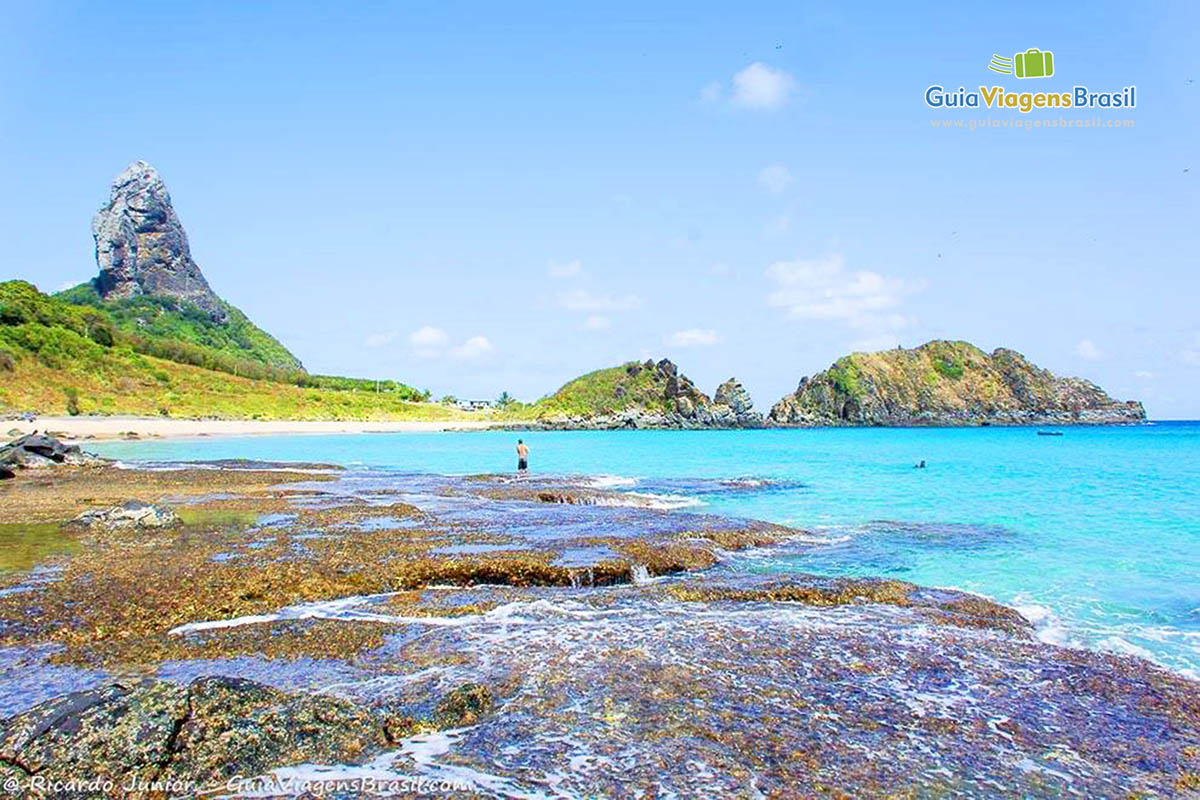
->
0, 434, 107, 472
92, 162, 227, 323
68, 501, 180, 530
0, 677, 385, 792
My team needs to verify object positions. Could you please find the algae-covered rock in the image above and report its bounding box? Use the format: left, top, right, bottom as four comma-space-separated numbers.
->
433, 683, 494, 727
0, 676, 384, 794
68, 500, 180, 530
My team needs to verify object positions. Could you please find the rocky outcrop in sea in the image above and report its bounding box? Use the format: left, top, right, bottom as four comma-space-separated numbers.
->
769, 340, 1145, 427
537, 360, 765, 430
91, 161, 227, 322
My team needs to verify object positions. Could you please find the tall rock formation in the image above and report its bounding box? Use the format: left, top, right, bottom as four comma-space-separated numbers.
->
769, 340, 1145, 427
91, 161, 227, 322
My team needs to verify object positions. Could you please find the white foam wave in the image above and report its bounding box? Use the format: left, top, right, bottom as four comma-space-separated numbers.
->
579, 474, 638, 489
617, 492, 704, 510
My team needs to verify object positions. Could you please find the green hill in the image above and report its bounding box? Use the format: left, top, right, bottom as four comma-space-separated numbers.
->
0, 281, 458, 420
57, 282, 302, 371
768, 340, 1145, 426
511, 359, 762, 428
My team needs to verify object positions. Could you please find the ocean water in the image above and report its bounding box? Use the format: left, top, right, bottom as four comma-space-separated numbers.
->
91, 422, 1200, 678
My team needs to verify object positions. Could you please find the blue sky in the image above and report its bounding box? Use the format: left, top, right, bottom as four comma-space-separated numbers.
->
1, 1, 1197, 416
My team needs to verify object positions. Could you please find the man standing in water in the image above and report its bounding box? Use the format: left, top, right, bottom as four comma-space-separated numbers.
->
516, 439, 529, 475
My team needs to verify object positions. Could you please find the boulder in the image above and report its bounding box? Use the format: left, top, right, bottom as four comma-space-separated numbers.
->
69, 501, 180, 530
0, 676, 385, 792
0, 434, 107, 471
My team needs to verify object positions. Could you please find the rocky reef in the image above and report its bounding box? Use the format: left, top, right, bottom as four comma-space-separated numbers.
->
531, 359, 764, 429
769, 340, 1145, 426
0, 463, 1197, 795
91, 162, 226, 322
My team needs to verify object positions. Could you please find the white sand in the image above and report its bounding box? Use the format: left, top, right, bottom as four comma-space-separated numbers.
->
1, 416, 505, 442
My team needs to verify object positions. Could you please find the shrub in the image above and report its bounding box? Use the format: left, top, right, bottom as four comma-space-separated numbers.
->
64, 387, 80, 416
0, 348, 14, 372
827, 358, 864, 401
933, 356, 965, 380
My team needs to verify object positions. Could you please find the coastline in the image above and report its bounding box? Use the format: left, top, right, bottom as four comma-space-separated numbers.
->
1, 416, 506, 442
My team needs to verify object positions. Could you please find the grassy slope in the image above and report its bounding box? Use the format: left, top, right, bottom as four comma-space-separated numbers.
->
0, 281, 466, 421
519, 362, 675, 420
829, 340, 1050, 409
782, 340, 1079, 421
57, 282, 302, 370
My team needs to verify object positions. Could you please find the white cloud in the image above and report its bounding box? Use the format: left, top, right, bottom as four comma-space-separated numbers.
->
1076, 339, 1102, 360
709, 262, 731, 276
666, 328, 721, 347
758, 164, 793, 194
409, 325, 449, 358
766, 254, 917, 336
731, 62, 796, 110
449, 335, 494, 360
548, 259, 583, 279
583, 315, 611, 331
1135, 370, 1155, 379
700, 80, 723, 104
364, 331, 398, 349
57, 279, 87, 292
557, 288, 644, 312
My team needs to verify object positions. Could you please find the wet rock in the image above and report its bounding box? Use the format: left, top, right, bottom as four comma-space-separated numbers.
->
0, 676, 385, 792
0, 434, 107, 472
68, 500, 180, 530
433, 683, 494, 727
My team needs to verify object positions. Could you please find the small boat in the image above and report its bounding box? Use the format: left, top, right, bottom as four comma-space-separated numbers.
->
1037, 430, 1064, 436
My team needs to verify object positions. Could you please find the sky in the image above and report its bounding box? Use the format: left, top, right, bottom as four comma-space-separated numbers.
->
1, 1, 1197, 417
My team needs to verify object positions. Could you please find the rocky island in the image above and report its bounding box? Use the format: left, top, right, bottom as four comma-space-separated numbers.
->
525, 359, 764, 429
769, 340, 1145, 427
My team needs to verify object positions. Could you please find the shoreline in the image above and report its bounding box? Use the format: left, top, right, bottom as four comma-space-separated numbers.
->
0, 416, 507, 442
3, 416, 1174, 443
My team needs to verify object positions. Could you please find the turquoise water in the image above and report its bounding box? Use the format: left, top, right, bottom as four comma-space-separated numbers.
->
92, 423, 1200, 677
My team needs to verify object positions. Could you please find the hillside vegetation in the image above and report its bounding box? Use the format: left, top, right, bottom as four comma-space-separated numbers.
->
0, 281, 461, 420
58, 282, 302, 371
769, 340, 1144, 426
525, 362, 682, 420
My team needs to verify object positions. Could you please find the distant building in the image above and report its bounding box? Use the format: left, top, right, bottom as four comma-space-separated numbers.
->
456, 399, 494, 411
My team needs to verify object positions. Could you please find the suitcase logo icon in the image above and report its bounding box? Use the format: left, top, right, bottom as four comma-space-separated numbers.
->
988, 48, 1055, 79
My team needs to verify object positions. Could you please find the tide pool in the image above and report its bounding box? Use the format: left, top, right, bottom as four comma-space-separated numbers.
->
91, 422, 1200, 676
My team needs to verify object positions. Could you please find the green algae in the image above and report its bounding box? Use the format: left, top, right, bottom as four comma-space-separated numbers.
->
0, 523, 78, 572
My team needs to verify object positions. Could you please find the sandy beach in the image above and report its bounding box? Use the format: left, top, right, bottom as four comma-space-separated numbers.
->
1, 415, 504, 442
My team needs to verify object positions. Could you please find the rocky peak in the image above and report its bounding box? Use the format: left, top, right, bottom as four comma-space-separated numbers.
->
92, 161, 227, 322
714, 378, 754, 416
